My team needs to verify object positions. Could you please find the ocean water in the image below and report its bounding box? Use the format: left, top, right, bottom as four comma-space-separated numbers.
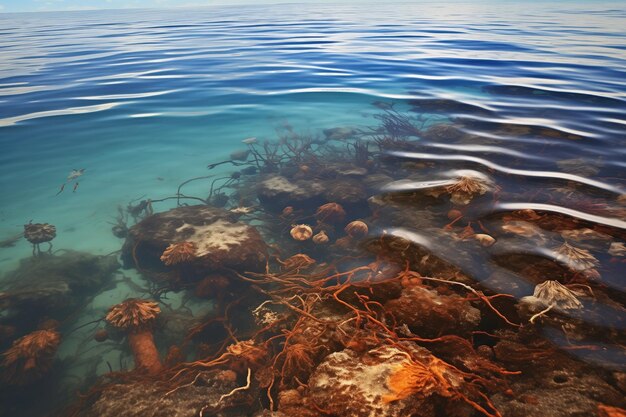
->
0, 1, 625, 416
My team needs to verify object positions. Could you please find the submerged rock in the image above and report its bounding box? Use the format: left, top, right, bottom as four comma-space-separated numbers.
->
324, 179, 368, 206
307, 345, 435, 417
323, 126, 357, 140
121, 205, 267, 277
385, 285, 481, 337
83, 370, 244, 417
256, 175, 325, 212
0, 251, 119, 323
491, 343, 625, 417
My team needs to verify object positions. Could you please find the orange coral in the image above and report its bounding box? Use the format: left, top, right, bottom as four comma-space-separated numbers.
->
106, 299, 162, 374
599, 404, 626, 417
1, 329, 61, 385
160, 241, 197, 266
383, 357, 443, 403
384, 353, 502, 417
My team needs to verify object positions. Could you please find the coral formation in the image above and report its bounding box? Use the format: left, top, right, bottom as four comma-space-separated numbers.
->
23, 222, 56, 255
105, 299, 162, 374
160, 241, 197, 266
1, 329, 61, 385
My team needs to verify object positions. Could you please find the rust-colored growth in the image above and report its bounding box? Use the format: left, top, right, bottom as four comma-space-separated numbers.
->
106, 299, 162, 374
23, 222, 56, 244
281, 254, 316, 270
1, 329, 61, 385
315, 203, 346, 224
447, 209, 462, 220
226, 340, 268, 373
290, 224, 313, 241
344, 220, 368, 238
384, 353, 503, 417
312, 231, 329, 244
160, 241, 197, 266
280, 342, 318, 383
94, 329, 108, 342
445, 176, 489, 205
282, 206, 294, 216
598, 404, 626, 417
383, 358, 440, 403
164, 345, 185, 367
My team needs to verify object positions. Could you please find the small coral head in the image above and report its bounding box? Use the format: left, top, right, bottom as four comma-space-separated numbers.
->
533, 280, 582, 310
1, 329, 61, 385
344, 220, 369, 238
315, 202, 346, 224
445, 174, 491, 205
23, 222, 56, 244
105, 299, 161, 331
290, 224, 313, 241
160, 241, 197, 266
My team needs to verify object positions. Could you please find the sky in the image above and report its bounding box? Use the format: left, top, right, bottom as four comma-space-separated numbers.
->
0, 0, 370, 14
0, 0, 617, 13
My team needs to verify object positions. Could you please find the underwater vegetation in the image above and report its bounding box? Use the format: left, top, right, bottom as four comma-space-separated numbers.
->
1, 103, 625, 417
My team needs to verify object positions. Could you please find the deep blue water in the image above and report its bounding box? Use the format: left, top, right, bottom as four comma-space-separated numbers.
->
0, 3, 625, 265
0, 1, 625, 415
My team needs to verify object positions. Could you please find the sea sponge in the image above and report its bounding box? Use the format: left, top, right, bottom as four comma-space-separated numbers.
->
315, 203, 346, 224
345, 220, 368, 239
1, 329, 61, 385
160, 241, 197, 266
290, 224, 313, 241
106, 299, 162, 374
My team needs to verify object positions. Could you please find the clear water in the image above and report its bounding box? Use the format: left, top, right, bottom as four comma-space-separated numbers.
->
0, 2, 625, 416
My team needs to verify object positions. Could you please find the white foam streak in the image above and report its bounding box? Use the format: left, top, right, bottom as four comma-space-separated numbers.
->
0, 102, 121, 127
390, 150, 623, 194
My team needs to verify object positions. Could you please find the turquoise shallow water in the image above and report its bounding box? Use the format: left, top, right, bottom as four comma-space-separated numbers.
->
0, 2, 625, 415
